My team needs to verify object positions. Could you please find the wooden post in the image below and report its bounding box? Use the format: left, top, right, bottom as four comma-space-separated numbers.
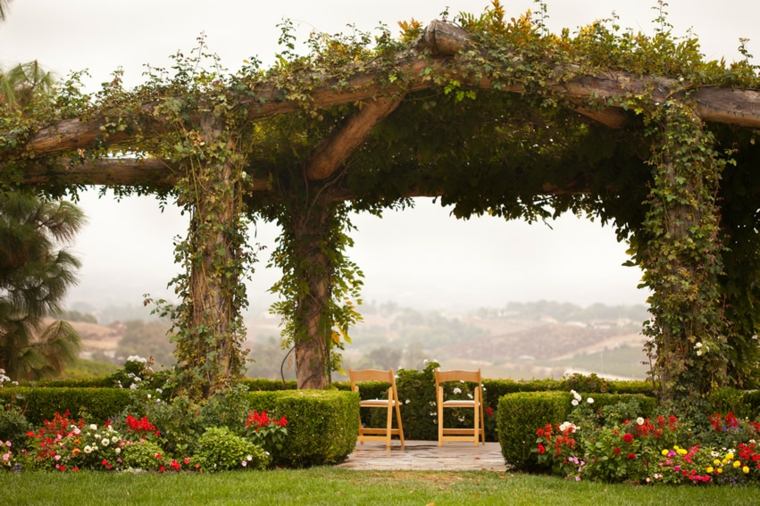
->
287, 200, 335, 389
174, 115, 248, 396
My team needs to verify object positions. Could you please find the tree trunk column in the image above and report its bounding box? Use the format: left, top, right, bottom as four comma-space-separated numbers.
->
640, 102, 727, 399
290, 202, 334, 389
176, 115, 248, 396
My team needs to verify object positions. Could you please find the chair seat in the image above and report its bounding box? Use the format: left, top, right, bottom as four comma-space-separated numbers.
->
442, 399, 476, 408
360, 399, 398, 407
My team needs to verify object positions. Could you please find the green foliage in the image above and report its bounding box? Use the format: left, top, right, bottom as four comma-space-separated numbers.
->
497, 391, 657, 470
195, 427, 269, 472
122, 440, 165, 471
0, 192, 84, 381
247, 390, 358, 467
130, 395, 201, 456
0, 402, 29, 445
240, 378, 297, 391
498, 391, 571, 470
634, 102, 729, 398
0, 387, 131, 424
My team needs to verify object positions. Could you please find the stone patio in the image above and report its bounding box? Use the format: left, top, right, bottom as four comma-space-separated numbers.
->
337, 440, 505, 471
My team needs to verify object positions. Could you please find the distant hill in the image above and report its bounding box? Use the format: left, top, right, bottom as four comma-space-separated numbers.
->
56, 300, 651, 381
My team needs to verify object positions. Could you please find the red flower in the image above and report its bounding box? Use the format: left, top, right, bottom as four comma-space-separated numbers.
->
537, 443, 546, 455
277, 416, 288, 428
726, 412, 739, 429
154, 452, 163, 460
622, 433, 634, 444
536, 428, 545, 437
125, 414, 160, 436
183, 457, 192, 465
170, 459, 181, 471
245, 410, 271, 430
613, 447, 621, 455
159, 465, 166, 473
485, 406, 495, 417
627, 453, 636, 460
71, 466, 79, 472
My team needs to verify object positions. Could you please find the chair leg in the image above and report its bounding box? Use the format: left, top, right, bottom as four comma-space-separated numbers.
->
385, 402, 393, 450
473, 403, 480, 446
395, 398, 405, 448
437, 388, 444, 446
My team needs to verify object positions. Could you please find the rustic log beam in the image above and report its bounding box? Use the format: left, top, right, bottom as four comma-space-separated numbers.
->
18, 157, 271, 190
18, 21, 760, 160
305, 96, 404, 181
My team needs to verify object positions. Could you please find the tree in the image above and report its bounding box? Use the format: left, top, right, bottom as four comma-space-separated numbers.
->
0, 0, 9, 22
0, 192, 84, 380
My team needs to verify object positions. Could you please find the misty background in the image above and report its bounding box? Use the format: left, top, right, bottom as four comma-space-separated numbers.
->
1, 0, 757, 379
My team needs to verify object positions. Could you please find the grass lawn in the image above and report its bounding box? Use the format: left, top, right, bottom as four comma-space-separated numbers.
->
2, 468, 758, 505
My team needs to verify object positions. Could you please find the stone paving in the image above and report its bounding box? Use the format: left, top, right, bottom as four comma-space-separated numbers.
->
337, 440, 505, 471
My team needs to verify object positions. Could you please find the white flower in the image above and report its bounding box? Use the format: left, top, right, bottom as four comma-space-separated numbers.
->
711, 451, 720, 458
89, 424, 97, 431
72, 427, 81, 436
129, 383, 138, 390
428, 401, 436, 406
115, 448, 121, 455
241, 460, 247, 467
126, 355, 147, 364
147, 394, 152, 399
429, 412, 436, 417
111, 436, 119, 444
636, 417, 645, 426
571, 399, 579, 407
246, 455, 253, 461
84, 446, 92, 454
467, 393, 473, 399
405, 399, 410, 404
696, 350, 703, 356
453, 387, 462, 395
695, 342, 703, 348
586, 397, 594, 404
458, 416, 465, 422
101, 438, 110, 446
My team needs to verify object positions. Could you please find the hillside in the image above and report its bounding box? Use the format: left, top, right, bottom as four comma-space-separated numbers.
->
57, 301, 650, 381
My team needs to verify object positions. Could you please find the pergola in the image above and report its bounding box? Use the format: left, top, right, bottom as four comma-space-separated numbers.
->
3, 14, 760, 398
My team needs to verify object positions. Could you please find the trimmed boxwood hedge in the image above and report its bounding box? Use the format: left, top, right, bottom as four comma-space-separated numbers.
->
497, 392, 657, 471
0, 387, 131, 424
248, 390, 359, 467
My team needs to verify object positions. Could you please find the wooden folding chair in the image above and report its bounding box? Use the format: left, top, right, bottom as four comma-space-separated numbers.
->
435, 369, 485, 446
349, 369, 405, 449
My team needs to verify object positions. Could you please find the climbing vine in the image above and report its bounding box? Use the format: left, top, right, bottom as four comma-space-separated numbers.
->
634, 101, 728, 398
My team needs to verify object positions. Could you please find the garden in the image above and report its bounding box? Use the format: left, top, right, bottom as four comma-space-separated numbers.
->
1, 0, 760, 503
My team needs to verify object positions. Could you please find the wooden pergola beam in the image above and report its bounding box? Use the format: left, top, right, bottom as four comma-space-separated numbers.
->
20, 157, 271, 190
16, 21, 760, 161
305, 96, 404, 181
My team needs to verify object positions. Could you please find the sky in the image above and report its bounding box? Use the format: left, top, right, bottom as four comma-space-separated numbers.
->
1, 0, 758, 315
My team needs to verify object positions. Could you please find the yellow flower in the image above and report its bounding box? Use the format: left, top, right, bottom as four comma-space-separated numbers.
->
674, 445, 680, 450
743, 466, 750, 474
713, 459, 721, 466
717, 468, 723, 474
661, 449, 669, 456
733, 460, 741, 469
706, 466, 714, 473
726, 453, 734, 461
677, 448, 687, 456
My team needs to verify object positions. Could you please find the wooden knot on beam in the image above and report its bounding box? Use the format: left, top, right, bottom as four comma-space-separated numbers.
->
421, 20, 471, 56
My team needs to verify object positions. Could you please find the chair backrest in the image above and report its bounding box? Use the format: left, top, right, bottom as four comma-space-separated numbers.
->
434, 369, 482, 388
348, 369, 396, 393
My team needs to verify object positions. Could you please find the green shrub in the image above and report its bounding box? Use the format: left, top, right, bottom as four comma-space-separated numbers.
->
498, 392, 571, 471
240, 378, 297, 391
196, 427, 269, 472
0, 403, 30, 446
0, 387, 131, 424
708, 387, 752, 418
742, 390, 760, 417
133, 395, 202, 456
122, 440, 166, 470
248, 390, 358, 467
497, 392, 657, 471
199, 385, 251, 433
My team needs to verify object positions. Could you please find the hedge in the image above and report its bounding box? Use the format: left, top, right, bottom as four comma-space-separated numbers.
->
497, 392, 657, 471
0, 387, 131, 424
247, 390, 359, 467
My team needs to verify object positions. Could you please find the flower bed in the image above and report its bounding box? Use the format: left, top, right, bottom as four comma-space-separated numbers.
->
517, 389, 760, 484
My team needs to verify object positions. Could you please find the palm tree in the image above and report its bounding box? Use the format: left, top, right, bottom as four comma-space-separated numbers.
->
0, 192, 85, 380
0, 60, 55, 111
0, 0, 9, 22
